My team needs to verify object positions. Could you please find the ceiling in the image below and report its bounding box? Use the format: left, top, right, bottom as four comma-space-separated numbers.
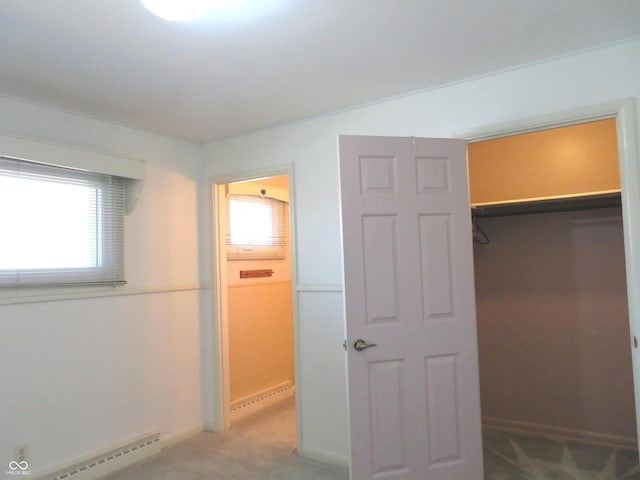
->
1, 1, 639, 143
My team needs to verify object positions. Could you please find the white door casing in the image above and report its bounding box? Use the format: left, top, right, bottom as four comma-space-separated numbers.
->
339, 135, 483, 479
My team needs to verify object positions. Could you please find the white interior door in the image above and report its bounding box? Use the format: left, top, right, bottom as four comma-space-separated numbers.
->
339, 135, 483, 480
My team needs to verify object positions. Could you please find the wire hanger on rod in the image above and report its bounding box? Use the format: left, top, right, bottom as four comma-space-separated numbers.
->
472, 214, 490, 245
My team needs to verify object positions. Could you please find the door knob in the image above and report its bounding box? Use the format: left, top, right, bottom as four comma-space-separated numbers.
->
353, 339, 377, 351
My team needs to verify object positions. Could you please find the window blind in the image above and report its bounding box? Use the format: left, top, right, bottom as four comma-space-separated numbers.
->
0, 156, 126, 287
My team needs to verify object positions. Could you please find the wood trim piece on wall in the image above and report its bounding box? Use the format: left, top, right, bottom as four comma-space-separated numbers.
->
239, 269, 273, 279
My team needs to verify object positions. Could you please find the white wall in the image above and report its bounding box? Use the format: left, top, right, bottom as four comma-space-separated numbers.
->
4, 36, 636, 474
203, 39, 640, 463
0, 96, 205, 475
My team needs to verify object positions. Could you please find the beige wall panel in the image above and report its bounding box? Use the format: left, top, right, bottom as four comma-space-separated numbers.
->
468, 119, 620, 205
228, 281, 294, 402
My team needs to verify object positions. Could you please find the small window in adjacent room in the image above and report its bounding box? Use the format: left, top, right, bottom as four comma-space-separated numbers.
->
226, 194, 286, 260
0, 156, 126, 287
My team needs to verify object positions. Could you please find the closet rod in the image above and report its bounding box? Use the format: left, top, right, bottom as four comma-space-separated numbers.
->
471, 192, 621, 218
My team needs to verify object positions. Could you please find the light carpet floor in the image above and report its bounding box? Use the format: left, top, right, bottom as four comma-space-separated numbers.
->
102, 398, 640, 479
483, 427, 640, 479
101, 397, 349, 480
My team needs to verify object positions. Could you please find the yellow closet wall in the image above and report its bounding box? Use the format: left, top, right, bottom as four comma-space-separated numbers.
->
468, 118, 619, 205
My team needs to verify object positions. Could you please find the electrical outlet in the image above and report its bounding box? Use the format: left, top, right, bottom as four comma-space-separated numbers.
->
13, 443, 29, 464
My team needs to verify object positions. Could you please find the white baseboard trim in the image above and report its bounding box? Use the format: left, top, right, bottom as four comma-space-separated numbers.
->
161, 425, 203, 449
483, 416, 638, 450
230, 381, 295, 422
37, 430, 161, 480
298, 447, 350, 468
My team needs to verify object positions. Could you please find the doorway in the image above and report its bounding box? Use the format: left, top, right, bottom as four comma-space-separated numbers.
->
212, 172, 298, 444
467, 117, 639, 477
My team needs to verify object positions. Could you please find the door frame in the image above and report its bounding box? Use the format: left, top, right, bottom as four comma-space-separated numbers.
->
456, 98, 640, 445
204, 163, 302, 446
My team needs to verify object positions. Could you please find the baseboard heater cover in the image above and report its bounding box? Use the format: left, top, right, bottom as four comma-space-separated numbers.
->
45, 430, 161, 480
231, 382, 295, 422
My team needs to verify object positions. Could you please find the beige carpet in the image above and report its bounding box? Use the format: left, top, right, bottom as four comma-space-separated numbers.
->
102, 397, 640, 479
483, 427, 640, 479
102, 397, 349, 480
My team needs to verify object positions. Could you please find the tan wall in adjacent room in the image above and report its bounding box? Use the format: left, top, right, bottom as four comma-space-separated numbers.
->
226, 176, 294, 403
228, 281, 294, 402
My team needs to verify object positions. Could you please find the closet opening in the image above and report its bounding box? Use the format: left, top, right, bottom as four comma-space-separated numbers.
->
213, 173, 297, 450
468, 118, 640, 478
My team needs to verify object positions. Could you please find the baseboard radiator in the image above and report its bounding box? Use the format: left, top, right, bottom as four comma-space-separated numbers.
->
483, 416, 638, 450
230, 381, 295, 422
43, 430, 160, 480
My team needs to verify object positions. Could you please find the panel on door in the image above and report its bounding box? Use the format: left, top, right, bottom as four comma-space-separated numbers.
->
339, 135, 483, 480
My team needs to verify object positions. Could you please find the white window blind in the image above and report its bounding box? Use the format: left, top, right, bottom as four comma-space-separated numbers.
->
0, 156, 126, 287
226, 194, 287, 260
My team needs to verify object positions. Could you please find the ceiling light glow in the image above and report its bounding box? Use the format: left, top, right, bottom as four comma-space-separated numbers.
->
140, 0, 213, 21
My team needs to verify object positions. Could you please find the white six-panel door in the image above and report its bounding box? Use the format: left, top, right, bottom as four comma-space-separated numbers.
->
339, 135, 483, 480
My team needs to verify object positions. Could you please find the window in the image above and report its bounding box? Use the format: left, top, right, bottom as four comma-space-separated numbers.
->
226, 194, 286, 260
0, 156, 126, 287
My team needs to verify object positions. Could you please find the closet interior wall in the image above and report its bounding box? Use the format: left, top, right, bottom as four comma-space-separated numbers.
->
474, 208, 635, 439
469, 119, 637, 443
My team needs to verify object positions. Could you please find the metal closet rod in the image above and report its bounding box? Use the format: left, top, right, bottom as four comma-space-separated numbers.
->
470, 192, 622, 219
